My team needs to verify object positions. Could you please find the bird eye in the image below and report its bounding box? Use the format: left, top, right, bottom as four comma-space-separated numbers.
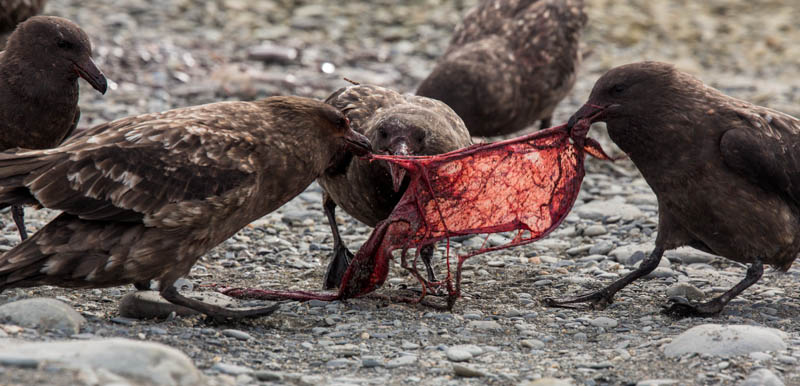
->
610, 83, 627, 96
57, 39, 74, 50
378, 128, 388, 139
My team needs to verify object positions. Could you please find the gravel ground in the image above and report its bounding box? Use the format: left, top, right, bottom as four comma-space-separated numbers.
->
0, 0, 799, 385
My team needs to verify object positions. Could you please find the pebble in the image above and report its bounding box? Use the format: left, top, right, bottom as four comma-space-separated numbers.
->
583, 224, 608, 236
361, 356, 384, 368
663, 247, 716, 264
521, 379, 575, 386
575, 197, 644, 222
0, 298, 85, 334
253, 370, 283, 382
636, 379, 679, 385
211, 363, 253, 375
222, 329, 253, 341
589, 317, 618, 328
446, 348, 473, 362
385, 355, 417, 368
521, 339, 545, 349
467, 320, 502, 331
610, 244, 653, 265
665, 283, 705, 301
452, 364, 487, 377
589, 241, 614, 255
739, 368, 784, 386
749, 352, 773, 361
664, 324, 787, 357
0, 338, 201, 385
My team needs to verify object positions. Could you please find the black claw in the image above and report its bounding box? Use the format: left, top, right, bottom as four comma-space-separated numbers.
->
11, 205, 27, 240
323, 245, 354, 290
662, 298, 720, 318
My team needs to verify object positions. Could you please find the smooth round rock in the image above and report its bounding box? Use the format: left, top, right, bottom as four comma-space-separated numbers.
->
666, 283, 705, 301
0, 298, 85, 334
446, 348, 473, 362
664, 324, 787, 357
739, 368, 784, 386
452, 364, 486, 377
589, 317, 618, 328
0, 338, 202, 385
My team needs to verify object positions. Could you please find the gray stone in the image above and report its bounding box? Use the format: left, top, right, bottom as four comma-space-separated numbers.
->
386, 355, 417, 368
253, 370, 283, 381
644, 267, 677, 278
521, 378, 575, 386
748, 352, 772, 361
576, 197, 644, 222
450, 344, 483, 356
589, 242, 614, 255
584, 224, 608, 236
326, 358, 355, 368
222, 329, 252, 341
0, 338, 202, 385
361, 356, 384, 368
664, 324, 787, 357
521, 339, 545, 349
589, 317, 618, 328
452, 364, 487, 377
467, 320, 502, 331
610, 243, 654, 265
636, 380, 680, 386
446, 348, 473, 362
666, 283, 705, 301
0, 298, 85, 334
664, 247, 717, 264
739, 368, 784, 386
211, 363, 253, 375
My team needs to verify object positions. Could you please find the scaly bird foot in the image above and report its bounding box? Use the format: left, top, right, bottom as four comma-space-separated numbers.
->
542, 288, 614, 310
661, 297, 723, 318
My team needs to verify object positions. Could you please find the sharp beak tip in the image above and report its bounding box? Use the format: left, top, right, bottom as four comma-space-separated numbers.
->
388, 164, 406, 192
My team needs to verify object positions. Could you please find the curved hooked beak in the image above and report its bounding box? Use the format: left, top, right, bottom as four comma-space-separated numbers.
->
343, 129, 372, 157
566, 103, 611, 140
386, 141, 410, 192
73, 57, 108, 94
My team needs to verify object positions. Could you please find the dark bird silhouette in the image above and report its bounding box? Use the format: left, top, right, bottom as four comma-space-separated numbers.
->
0, 0, 46, 45
0, 96, 371, 319
319, 84, 472, 290
1, 16, 107, 240
417, 0, 587, 137
546, 61, 800, 317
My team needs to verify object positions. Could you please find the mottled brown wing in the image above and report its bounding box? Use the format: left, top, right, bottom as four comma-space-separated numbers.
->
2, 111, 258, 225
720, 108, 800, 205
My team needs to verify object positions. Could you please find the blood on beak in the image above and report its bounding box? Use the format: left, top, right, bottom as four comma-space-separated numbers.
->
74, 57, 108, 94
566, 103, 609, 140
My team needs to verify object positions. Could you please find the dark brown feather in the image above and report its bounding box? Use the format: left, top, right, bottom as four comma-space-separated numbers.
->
417, 0, 586, 136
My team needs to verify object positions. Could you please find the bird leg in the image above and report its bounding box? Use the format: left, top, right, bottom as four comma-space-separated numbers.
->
133, 281, 153, 291
539, 117, 552, 131
322, 193, 354, 290
420, 244, 437, 283
544, 246, 664, 309
11, 205, 27, 240
160, 284, 279, 320
663, 259, 763, 318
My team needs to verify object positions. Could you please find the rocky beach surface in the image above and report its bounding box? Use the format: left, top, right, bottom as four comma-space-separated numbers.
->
0, 0, 798, 385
